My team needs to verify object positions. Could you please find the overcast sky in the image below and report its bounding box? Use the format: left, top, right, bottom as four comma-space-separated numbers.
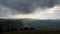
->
0, 0, 60, 19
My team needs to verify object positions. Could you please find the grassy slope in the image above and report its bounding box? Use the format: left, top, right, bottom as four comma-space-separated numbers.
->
0, 30, 60, 34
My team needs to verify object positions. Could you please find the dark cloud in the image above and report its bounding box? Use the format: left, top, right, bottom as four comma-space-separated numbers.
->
0, 0, 37, 14
0, 0, 59, 14
38, 0, 56, 8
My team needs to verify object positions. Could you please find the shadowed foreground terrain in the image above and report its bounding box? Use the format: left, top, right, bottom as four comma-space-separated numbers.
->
0, 19, 60, 34
0, 30, 60, 34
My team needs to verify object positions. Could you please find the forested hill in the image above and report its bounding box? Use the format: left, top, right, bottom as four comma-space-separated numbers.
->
0, 18, 60, 30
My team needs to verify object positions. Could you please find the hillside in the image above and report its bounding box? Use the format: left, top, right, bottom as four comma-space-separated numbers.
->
1, 30, 60, 34
0, 18, 60, 33
21, 19, 60, 30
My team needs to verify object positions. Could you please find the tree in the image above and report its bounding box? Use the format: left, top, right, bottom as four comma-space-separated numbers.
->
20, 28, 23, 31
5, 27, 10, 32
14, 27, 17, 31
0, 26, 3, 33
30, 27, 35, 30
24, 27, 28, 30
11, 27, 14, 31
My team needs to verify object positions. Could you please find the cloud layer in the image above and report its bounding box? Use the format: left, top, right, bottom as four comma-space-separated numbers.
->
0, 0, 60, 19
0, 0, 58, 14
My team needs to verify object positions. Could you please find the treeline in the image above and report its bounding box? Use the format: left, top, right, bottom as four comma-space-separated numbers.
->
0, 26, 35, 33
0, 19, 35, 33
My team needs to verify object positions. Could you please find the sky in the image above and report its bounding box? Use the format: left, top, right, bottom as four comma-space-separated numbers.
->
0, 0, 60, 19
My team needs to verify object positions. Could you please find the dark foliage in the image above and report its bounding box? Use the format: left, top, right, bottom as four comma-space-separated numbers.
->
11, 27, 17, 31
6, 27, 17, 32
11, 27, 14, 31
5, 27, 10, 32
0, 26, 3, 33
30, 27, 35, 30
20, 28, 23, 31
23, 27, 35, 30
14, 27, 17, 31
24, 27, 28, 30
0, 19, 24, 33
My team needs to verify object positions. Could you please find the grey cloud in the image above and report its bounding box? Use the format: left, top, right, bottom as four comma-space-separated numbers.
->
0, 4, 16, 17
0, 0, 60, 18
0, 0, 37, 14
0, 0, 59, 14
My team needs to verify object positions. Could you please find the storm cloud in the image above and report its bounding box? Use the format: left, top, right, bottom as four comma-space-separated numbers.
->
0, 0, 60, 19
0, 0, 59, 14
